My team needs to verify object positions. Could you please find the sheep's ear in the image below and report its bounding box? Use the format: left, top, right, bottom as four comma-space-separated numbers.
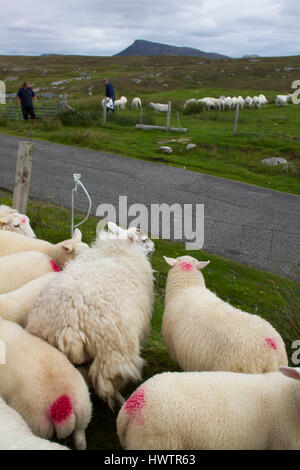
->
108, 221, 127, 238
163, 256, 177, 267
127, 227, 138, 241
96, 218, 108, 236
196, 260, 210, 271
279, 367, 300, 381
72, 228, 82, 241
61, 243, 74, 253
107, 221, 119, 233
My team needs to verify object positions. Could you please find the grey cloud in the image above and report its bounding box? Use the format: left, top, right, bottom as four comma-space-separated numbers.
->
0, 0, 299, 58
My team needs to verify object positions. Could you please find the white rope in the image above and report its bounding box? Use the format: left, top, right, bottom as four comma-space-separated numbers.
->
71, 173, 92, 237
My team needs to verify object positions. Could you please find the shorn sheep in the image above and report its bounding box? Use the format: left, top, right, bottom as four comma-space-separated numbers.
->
275, 94, 291, 106
162, 255, 288, 373
0, 397, 69, 450
0, 205, 35, 238
26, 223, 155, 410
114, 96, 127, 110
0, 251, 61, 294
148, 102, 168, 112
0, 272, 57, 326
0, 228, 88, 261
117, 367, 300, 450
131, 97, 142, 109
0, 317, 92, 449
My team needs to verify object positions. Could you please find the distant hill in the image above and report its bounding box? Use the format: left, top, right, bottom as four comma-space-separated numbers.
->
115, 39, 228, 58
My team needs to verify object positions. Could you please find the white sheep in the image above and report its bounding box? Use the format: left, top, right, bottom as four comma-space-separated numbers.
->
0, 251, 61, 294
275, 94, 288, 106
117, 367, 300, 450
0, 316, 92, 449
26, 223, 155, 410
0, 228, 88, 261
224, 97, 234, 110
0, 205, 36, 238
114, 96, 127, 110
198, 98, 215, 110
237, 96, 245, 108
245, 96, 254, 108
131, 97, 142, 109
148, 102, 168, 112
0, 397, 69, 450
258, 94, 268, 107
0, 272, 57, 326
183, 98, 197, 110
162, 255, 288, 373
253, 95, 267, 108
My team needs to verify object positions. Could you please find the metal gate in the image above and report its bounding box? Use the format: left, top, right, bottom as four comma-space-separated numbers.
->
0, 94, 62, 120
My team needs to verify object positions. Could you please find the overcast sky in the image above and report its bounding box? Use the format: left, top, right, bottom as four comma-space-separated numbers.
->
0, 0, 299, 58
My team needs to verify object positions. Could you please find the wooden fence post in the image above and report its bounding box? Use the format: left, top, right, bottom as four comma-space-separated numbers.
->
102, 100, 107, 124
166, 101, 171, 131
12, 141, 34, 214
233, 103, 240, 134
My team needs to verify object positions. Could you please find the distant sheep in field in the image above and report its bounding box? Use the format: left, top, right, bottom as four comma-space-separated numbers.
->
149, 102, 168, 112
131, 97, 142, 109
183, 98, 197, 110
0, 205, 35, 238
0, 397, 69, 450
26, 223, 155, 410
162, 255, 288, 373
275, 94, 292, 106
0, 317, 92, 449
237, 96, 245, 108
114, 96, 127, 110
245, 96, 254, 108
253, 95, 268, 109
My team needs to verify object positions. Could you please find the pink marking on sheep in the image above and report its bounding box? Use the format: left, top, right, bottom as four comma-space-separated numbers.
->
49, 394, 73, 424
179, 262, 194, 272
266, 337, 277, 350
21, 217, 27, 224
125, 388, 145, 424
50, 260, 61, 272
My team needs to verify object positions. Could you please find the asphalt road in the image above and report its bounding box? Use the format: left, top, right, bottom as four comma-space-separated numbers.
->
1, 133, 299, 280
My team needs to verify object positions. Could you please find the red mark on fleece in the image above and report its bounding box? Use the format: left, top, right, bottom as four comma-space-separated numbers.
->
50, 260, 61, 272
21, 217, 27, 224
125, 388, 146, 425
49, 395, 73, 424
266, 337, 277, 350
179, 262, 194, 272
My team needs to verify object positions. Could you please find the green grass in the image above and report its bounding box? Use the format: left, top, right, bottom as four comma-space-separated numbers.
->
0, 188, 299, 450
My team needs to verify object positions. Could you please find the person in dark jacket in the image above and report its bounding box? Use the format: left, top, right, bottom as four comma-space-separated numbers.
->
17, 82, 37, 121
103, 78, 115, 112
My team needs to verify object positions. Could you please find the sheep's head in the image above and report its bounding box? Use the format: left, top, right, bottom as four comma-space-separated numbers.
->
106, 221, 155, 255
163, 255, 209, 284
53, 229, 89, 267
0, 212, 36, 238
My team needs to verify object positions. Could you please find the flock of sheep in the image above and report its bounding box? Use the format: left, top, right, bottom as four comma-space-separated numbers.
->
102, 92, 294, 115
0, 203, 299, 450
